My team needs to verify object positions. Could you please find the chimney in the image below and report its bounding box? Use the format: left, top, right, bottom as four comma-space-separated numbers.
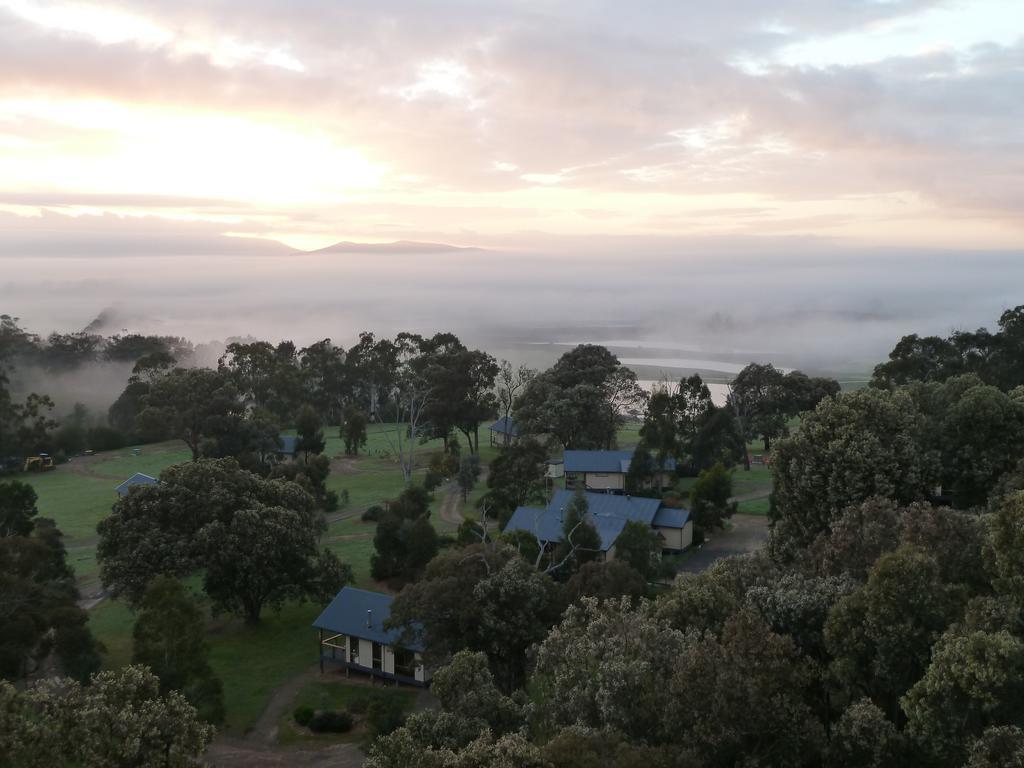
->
366, 609, 372, 629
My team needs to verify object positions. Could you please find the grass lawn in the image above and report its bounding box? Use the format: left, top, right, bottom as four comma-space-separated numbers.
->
277, 679, 419, 746
736, 496, 771, 516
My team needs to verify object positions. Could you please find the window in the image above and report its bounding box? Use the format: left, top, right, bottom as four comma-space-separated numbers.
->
348, 635, 359, 665
372, 642, 383, 671
394, 648, 416, 679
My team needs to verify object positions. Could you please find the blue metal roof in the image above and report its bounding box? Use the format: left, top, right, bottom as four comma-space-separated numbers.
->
504, 489, 687, 551
312, 587, 423, 651
653, 506, 690, 529
563, 449, 677, 474
277, 435, 299, 455
504, 504, 627, 551
548, 489, 662, 525
563, 450, 634, 473
115, 473, 158, 497
488, 416, 519, 436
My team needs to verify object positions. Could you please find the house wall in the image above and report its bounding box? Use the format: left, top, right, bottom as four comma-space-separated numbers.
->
654, 521, 693, 551
585, 472, 625, 491
322, 633, 428, 683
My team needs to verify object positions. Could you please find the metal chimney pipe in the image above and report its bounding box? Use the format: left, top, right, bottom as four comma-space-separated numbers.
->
366, 609, 372, 629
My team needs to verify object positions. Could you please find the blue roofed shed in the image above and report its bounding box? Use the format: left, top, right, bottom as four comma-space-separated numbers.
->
276, 435, 299, 457
488, 416, 519, 446
313, 587, 427, 685
115, 473, 158, 497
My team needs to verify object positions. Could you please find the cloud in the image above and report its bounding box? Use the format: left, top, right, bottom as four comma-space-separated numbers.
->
0, 0, 1020, 245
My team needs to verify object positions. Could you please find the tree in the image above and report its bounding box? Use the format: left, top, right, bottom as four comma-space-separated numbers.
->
495, 361, 535, 447
389, 545, 560, 692
872, 333, 964, 387
294, 404, 326, 460
132, 577, 224, 723
986, 491, 1024, 602
728, 363, 789, 452
0, 481, 100, 682
341, 405, 369, 455
514, 344, 644, 450
0, 665, 214, 768
612, 520, 662, 581
665, 610, 824, 766
827, 699, 903, 768
904, 629, 1024, 767
457, 454, 480, 502
967, 727, 1024, 768
371, 511, 439, 583
825, 546, 961, 718
0, 480, 38, 537
478, 439, 548, 526
138, 367, 240, 461
770, 387, 940, 552
551, 491, 602, 574
298, 338, 350, 423
804, 496, 903, 581
533, 597, 686, 744
689, 462, 734, 532
97, 458, 347, 612
198, 504, 351, 623
563, 560, 647, 603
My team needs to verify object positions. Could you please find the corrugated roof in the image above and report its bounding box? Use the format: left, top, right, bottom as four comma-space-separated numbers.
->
564, 449, 677, 473
548, 489, 661, 525
488, 416, 519, 436
653, 506, 690, 529
115, 473, 158, 497
312, 587, 423, 651
504, 504, 626, 551
564, 450, 634, 473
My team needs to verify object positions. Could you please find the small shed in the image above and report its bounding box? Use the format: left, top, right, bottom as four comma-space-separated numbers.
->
115, 473, 158, 497
488, 416, 519, 447
276, 435, 299, 458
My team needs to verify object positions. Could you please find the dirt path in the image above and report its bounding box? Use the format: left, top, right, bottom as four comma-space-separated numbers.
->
61, 453, 126, 481
205, 739, 366, 768
677, 513, 771, 574
729, 488, 772, 504
437, 482, 463, 526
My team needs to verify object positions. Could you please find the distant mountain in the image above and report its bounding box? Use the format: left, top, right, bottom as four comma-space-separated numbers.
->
307, 240, 484, 255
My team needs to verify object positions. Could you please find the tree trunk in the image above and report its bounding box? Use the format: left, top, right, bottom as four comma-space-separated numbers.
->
763, 435, 771, 451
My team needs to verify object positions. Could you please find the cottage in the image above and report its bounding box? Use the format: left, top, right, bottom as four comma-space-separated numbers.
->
487, 416, 519, 447
313, 587, 428, 686
115, 472, 158, 497
503, 489, 693, 559
563, 449, 676, 493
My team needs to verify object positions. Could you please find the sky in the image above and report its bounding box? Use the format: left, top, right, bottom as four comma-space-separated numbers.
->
0, 0, 1021, 251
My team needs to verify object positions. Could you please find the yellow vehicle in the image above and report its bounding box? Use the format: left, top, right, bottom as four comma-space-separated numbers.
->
24, 454, 56, 472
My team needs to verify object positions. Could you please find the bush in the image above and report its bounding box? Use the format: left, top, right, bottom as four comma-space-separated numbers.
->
365, 697, 407, 739
362, 505, 384, 522
324, 490, 340, 513
308, 709, 354, 733
293, 705, 315, 727
423, 470, 444, 492
87, 426, 126, 452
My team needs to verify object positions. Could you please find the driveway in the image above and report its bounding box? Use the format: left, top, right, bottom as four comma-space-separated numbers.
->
677, 513, 770, 573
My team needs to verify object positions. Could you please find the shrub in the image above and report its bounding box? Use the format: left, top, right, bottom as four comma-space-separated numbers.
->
308, 709, 354, 733
324, 490, 340, 512
365, 697, 407, 739
362, 505, 384, 522
293, 705, 315, 727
